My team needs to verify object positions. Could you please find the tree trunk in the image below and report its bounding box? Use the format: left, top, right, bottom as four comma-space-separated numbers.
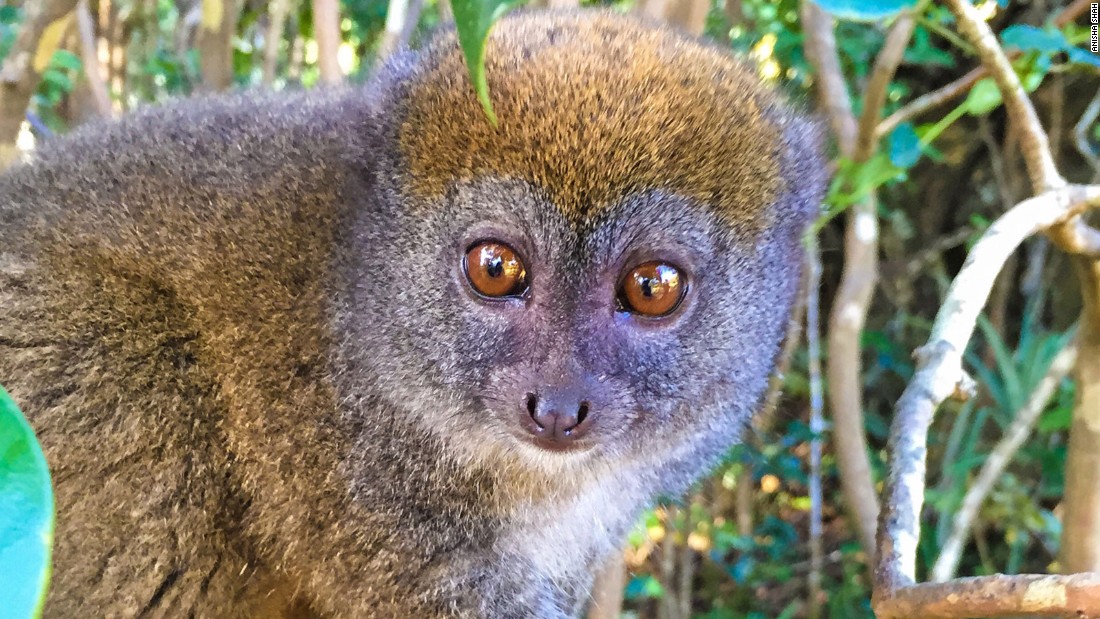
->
261, 0, 292, 85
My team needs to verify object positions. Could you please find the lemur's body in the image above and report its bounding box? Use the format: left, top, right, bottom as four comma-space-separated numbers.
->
0, 12, 825, 617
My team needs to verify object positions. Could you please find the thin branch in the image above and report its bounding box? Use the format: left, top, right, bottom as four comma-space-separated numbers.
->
1074, 88, 1100, 179
75, 0, 110, 117
806, 241, 825, 619
855, 13, 916, 161
0, 0, 80, 165
586, 553, 626, 619
943, 0, 1063, 191
801, 1, 856, 156
931, 332, 1079, 582
876, 0, 1093, 140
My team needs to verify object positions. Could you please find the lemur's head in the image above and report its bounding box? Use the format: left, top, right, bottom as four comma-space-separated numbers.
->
351, 10, 825, 484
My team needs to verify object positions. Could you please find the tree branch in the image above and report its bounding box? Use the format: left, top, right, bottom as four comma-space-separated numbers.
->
873, 184, 1100, 615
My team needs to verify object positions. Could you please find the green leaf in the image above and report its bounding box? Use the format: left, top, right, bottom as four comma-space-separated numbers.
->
1001, 25, 1066, 55
811, 0, 917, 22
888, 122, 921, 168
49, 49, 82, 72
450, 0, 517, 126
40, 68, 73, 94
0, 386, 54, 619
964, 78, 1003, 115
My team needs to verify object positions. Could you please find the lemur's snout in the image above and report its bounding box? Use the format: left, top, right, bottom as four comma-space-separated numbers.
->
522, 389, 593, 449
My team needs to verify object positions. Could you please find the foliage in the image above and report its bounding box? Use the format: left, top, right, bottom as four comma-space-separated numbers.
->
0, 387, 54, 619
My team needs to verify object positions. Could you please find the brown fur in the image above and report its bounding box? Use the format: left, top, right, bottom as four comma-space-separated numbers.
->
400, 12, 785, 232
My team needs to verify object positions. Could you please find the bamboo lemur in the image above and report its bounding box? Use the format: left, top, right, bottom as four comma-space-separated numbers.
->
0, 10, 825, 618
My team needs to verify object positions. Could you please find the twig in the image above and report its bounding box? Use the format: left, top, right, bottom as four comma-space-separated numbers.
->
806, 240, 825, 619
875, 0, 1093, 140
931, 331, 1079, 582
1073, 88, 1100, 179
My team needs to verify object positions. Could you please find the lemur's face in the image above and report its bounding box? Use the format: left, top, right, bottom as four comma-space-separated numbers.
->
352, 11, 825, 477
352, 176, 813, 478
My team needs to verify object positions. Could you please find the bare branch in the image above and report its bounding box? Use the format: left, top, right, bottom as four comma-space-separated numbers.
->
942, 0, 1063, 191
855, 13, 915, 161
801, 2, 856, 156
1074, 88, 1100, 179
586, 553, 626, 619
875, 573, 1100, 619
806, 241, 825, 619
876, 0, 1092, 140
379, 0, 425, 60
261, 0, 293, 86
75, 0, 110, 117
803, 1, 915, 562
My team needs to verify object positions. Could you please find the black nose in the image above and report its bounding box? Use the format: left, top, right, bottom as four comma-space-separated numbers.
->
524, 391, 592, 445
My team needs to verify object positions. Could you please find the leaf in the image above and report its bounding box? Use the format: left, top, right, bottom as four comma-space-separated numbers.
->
888, 122, 921, 168
40, 68, 73, 93
811, 0, 918, 22
1001, 24, 1100, 68
0, 386, 54, 619
1001, 25, 1067, 55
450, 0, 517, 126
1066, 47, 1100, 68
49, 49, 81, 72
964, 78, 1003, 115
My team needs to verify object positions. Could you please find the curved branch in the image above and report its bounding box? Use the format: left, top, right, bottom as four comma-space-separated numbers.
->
874, 184, 1100, 597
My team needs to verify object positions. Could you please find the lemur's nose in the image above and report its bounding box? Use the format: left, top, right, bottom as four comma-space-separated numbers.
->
523, 390, 592, 447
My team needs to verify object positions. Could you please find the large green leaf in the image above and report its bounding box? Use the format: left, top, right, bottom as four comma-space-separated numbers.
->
0, 386, 54, 619
450, 0, 517, 126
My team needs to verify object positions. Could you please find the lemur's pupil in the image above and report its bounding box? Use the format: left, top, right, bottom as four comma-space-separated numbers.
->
487, 258, 503, 278
641, 279, 654, 297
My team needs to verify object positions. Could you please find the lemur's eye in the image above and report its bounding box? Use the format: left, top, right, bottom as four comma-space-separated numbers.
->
618, 261, 685, 317
465, 241, 528, 298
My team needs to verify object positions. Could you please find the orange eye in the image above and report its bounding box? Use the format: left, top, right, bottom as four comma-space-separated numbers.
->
618, 261, 685, 317
464, 241, 528, 298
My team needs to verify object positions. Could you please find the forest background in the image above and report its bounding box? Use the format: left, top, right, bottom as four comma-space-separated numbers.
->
0, 0, 1099, 617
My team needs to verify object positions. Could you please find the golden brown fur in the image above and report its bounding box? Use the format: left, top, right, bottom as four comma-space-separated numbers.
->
400, 12, 785, 232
